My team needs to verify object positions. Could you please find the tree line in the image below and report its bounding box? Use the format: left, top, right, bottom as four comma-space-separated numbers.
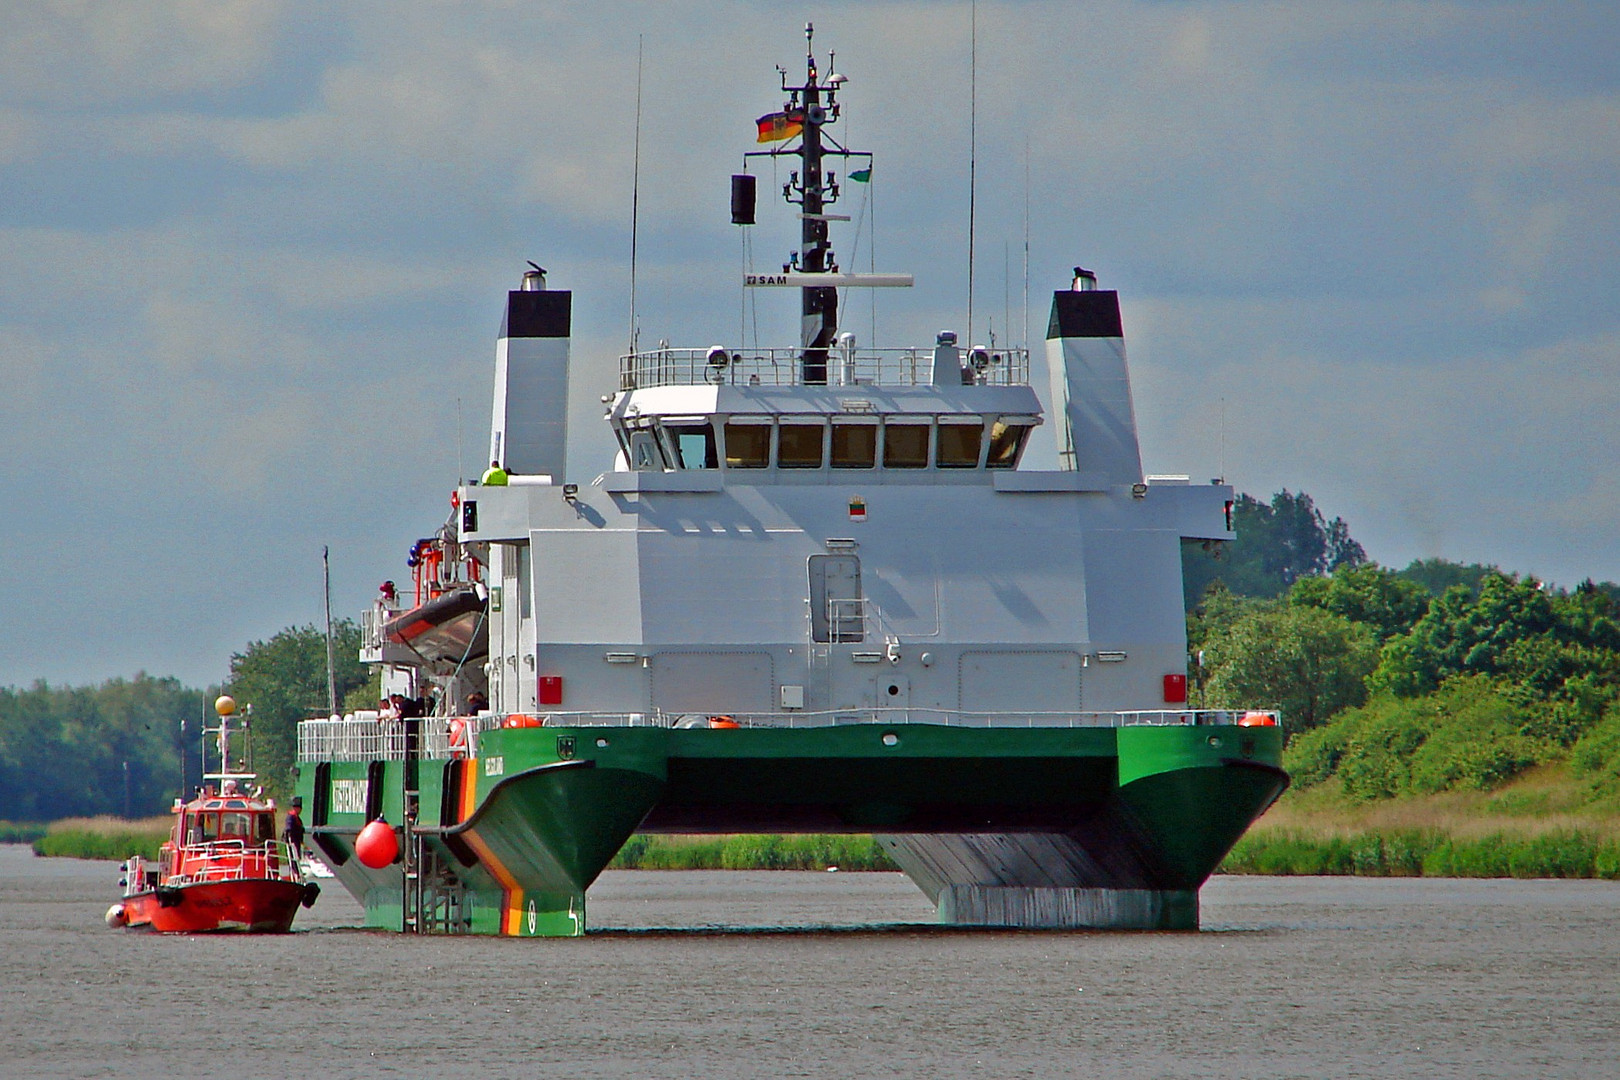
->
1189, 490, 1620, 805
0, 622, 371, 821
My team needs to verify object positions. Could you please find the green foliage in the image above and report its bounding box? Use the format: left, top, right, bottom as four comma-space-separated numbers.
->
1569, 702, 1620, 796
0, 822, 47, 844
227, 621, 368, 803
609, 834, 899, 871
1184, 489, 1366, 607
1224, 828, 1620, 879
1396, 558, 1498, 599
1289, 563, 1432, 642
33, 825, 168, 861
1200, 600, 1378, 735
1285, 678, 1545, 800
0, 675, 204, 820
1369, 573, 1620, 722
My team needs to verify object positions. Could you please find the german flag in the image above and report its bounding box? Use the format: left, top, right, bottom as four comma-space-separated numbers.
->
756, 110, 805, 143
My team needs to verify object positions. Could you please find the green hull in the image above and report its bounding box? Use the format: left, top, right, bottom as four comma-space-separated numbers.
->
298, 722, 1285, 936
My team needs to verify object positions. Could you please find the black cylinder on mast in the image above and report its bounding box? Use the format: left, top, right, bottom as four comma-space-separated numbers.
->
731, 174, 757, 225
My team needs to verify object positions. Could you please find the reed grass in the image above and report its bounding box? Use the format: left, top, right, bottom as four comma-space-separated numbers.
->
0, 821, 47, 844
31, 815, 171, 861
609, 834, 898, 871
1222, 826, 1620, 879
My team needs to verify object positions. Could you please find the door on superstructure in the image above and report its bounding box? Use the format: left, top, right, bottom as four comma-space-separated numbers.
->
808, 554, 864, 644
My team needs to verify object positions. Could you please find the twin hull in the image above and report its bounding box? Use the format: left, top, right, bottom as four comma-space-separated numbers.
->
297, 721, 1286, 936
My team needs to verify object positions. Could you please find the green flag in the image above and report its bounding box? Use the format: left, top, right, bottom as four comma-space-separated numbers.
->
849, 167, 871, 183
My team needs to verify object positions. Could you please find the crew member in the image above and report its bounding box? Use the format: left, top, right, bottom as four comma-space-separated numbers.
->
481, 459, 509, 486
282, 797, 306, 858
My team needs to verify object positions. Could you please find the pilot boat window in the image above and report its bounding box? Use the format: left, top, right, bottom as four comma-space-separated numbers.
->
986, 419, 1033, 469
831, 421, 877, 469
191, 814, 218, 842
257, 814, 274, 841
937, 419, 983, 468
724, 422, 771, 468
219, 812, 254, 837
778, 423, 825, 468
883, 422, 930, 468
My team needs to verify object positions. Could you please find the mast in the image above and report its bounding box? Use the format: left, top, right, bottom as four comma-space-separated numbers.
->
797, 22, 835, 384
738, 25, 903, 378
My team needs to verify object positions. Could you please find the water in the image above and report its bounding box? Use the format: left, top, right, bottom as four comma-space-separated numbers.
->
2, 843, 1615, 1079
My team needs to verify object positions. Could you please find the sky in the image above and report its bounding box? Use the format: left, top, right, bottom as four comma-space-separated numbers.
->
3, 0, 1618, 689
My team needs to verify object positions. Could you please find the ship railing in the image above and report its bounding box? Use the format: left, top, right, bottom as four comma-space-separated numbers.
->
298, 714, 508, 762
619, 345, 1030, 390
298, 708, 1278, 759
165, 840, 304, 884
651, 708, 1278, 729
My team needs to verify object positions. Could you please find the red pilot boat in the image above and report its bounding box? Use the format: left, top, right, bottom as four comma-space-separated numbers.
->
106, 695, 319, 933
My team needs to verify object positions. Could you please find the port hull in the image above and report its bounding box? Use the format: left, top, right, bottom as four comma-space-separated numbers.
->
299, 722, 1285, 935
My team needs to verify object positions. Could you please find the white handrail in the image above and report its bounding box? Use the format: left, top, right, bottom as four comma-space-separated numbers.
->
296, 708, 1279, 760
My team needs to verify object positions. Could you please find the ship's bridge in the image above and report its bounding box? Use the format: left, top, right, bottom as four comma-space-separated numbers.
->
611, 338, 1042, 478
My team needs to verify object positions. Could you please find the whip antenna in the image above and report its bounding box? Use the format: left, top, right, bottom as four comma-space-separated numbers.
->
628, 35, 644, 353
966, 0, 978, 346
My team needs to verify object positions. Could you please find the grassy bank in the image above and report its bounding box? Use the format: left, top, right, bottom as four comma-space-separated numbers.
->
609, 833, 898, 871
1221, 763, 1620, 879
0, 821, 47, 844
1223, 826, 1620, 878
31, 816, 171, 861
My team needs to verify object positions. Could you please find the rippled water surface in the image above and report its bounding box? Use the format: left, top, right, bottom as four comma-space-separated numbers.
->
2, 843, 1616, 1079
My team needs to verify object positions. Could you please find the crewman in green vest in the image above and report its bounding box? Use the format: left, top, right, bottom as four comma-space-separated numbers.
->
481, 459, 509, 486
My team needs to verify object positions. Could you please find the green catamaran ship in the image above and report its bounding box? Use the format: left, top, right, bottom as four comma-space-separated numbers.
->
294, 27, 1287, 937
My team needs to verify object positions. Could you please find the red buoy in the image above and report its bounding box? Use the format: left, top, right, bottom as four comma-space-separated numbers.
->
354, 819, 398, 868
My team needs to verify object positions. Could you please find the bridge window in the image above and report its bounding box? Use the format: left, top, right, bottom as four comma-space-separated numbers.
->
937, 420, 983, 468
831, 421, 877, 469
883, 422, 930, 468
987, 419, 1033, 469
665, 423, 717, 469
778, 423, 825, 468
724, 422, 771, 468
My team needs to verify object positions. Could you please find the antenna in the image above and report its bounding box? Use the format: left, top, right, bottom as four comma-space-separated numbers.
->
966, 0, 978, 346
323, 545, 336, 716
1022, 136, 1030, 349
628, 35, 644, 353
